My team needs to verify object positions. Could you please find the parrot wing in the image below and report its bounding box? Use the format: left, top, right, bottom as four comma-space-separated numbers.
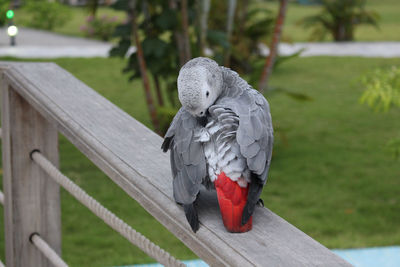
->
212, 74, 274, 225
162, 107, 207, 232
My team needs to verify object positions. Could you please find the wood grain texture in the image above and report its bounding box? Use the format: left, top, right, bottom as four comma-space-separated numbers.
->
0, 62, 352, 267
1, 70, 61, 267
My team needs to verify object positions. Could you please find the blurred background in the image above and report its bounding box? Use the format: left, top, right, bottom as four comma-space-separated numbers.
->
0, 0, 399, 266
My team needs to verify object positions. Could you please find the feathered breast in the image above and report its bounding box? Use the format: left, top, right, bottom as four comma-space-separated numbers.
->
195, 106, 250, 188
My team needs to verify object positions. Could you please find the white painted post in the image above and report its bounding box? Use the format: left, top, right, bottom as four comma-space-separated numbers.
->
1, 79, 61, 267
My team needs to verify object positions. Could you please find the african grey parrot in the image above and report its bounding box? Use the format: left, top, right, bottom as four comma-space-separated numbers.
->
162, 57, 273, 233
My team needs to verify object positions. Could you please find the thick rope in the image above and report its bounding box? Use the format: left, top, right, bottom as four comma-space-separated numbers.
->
31, 151, 185, 267
30, 234, 68, 267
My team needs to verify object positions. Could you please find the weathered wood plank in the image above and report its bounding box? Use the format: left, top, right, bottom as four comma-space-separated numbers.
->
1, 71, 61, 267
0, 62, 351, 267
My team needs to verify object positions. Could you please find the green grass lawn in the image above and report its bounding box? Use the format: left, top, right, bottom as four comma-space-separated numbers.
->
0, 56, 399, 266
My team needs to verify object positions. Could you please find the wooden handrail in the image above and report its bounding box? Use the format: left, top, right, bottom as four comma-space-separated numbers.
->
0, 62, 351, 266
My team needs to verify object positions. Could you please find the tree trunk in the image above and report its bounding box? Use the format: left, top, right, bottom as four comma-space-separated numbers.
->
153, 75, 164, 107
197, 0, 210, 57
259, 0, 288, 93
224, 0, 237, 66
334, 23, 354, 41
129, 0, 160, 134
169, 0, 186, 66
237, 0, 249, 38
88, 0, 99, 16
181, 0, 191, 63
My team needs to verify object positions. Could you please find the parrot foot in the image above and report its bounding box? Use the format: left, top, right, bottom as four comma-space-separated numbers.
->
183, 203, 199, 233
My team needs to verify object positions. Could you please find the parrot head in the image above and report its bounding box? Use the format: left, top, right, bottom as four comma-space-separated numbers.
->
177, 57, 223, 117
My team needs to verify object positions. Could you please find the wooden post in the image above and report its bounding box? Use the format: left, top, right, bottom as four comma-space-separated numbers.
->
1, 79, 61, 267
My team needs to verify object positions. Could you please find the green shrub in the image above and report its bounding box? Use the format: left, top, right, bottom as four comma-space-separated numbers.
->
360, 66, 400, 159
360, 66, 400, 112
24, 1, 71, 30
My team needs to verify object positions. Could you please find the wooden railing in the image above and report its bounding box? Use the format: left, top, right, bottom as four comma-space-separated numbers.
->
0, 62, 352, 267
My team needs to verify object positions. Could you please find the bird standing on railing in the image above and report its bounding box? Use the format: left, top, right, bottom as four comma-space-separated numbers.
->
162, 57, 273, 233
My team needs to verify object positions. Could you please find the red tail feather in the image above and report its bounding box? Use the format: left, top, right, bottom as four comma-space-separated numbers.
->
214, 172, 252, 233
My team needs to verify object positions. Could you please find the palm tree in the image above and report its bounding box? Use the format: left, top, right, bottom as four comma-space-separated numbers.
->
300, 0, 379, 41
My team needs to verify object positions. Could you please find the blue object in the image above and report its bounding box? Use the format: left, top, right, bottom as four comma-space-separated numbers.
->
124, 246, 400, 267
124, 259, 209, 267
332, 246, 400, 267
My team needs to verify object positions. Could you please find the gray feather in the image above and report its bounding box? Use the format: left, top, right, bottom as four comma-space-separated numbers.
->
240, 141, 261, 158
247, 150, 266, 175
163, 107, 207, 205
251, 112, 264, 140
215, 67, 274, 184
173, 171, 199, 204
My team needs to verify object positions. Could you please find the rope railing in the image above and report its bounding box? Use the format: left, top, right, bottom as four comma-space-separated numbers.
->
0, 127, 184, 267
30, 150, 185, 267
30, 234, 68, 267
0, 126, 184, 266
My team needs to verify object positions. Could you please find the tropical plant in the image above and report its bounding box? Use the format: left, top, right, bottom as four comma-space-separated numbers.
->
24, 0, 71, 30
110, 0, 198, 133
299, 0, 379, 41
110, 0, 307, 134
208, 0, 275, 77
360, 66, 400, 158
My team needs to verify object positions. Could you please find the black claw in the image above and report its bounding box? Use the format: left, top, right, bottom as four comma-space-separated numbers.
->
161, 136, 173, 152
241, 203, 252, 226
257, 198, 264, 207
183, 203, 200, 233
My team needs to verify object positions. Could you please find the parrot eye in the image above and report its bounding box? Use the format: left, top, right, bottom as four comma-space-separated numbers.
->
206, 91, 209, 97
